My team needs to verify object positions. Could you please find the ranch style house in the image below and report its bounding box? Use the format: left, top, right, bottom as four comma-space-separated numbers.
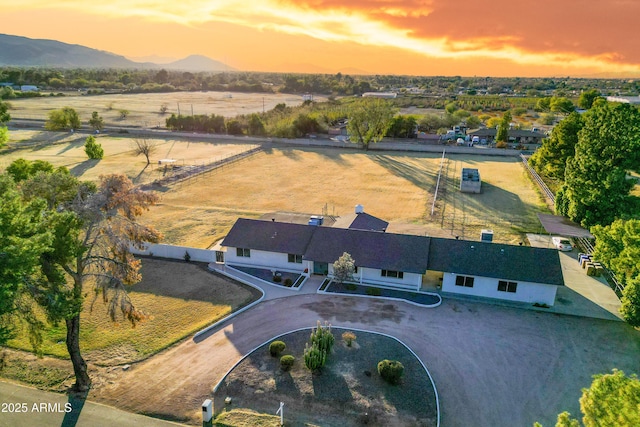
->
219, 212, 564, 306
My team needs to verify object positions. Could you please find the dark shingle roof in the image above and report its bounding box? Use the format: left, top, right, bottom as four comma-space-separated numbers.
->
349, 213, 389, 232
427, 238, 564, 286
304, 227, 431, 274
222, 218, 316, 255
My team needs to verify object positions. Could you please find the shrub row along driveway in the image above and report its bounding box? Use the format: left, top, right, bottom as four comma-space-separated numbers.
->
91, 293, 640, 427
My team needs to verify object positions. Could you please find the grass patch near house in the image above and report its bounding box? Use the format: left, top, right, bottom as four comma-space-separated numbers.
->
0, 130, 248, 186
144, 147, 548, 247
5, 258, 261, 366
213, 410, 288, 427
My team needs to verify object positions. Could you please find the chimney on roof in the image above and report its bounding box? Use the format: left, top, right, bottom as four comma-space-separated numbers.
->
355, 204, 364, 214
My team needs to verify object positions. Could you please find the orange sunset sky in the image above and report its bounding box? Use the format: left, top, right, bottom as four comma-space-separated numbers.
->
1, 0, 639, 77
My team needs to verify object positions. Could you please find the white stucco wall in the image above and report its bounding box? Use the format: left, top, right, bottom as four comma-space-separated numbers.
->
328, 264, 422, 290
131, 243, 215, 263
441, 272, 557, 306
224, 247, 307, 273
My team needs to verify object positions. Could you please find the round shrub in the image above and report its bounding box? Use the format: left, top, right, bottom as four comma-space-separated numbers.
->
377, 359, 404, 385
342, 331, 357, 347
269, 340, 286, 357
280, 355, 295, 371
366, 287, 382, 296
283, 277, 293, 287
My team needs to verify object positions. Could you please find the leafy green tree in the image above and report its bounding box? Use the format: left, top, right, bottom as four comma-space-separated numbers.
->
0, 126, 7, 148
226, 120, 244, 135
535, 97, 551, 112
619, 278, 640, 326
88, 111, 104, 131
0, 175, 52, 345
333, 252, 355, 284
555, 101, 640, 227
84, 135, 104, 159
465, 114, 482, 129
6, 158, 56, 182
580, 370, 640, 426
0, 100, 10, 124
292, 113, 320, 137
247, 113, 266, 136
45, 107, 80, 131
550, 97, 575, 114
578, 89, 602, 110
21, 173, 161, 391
592, 219, 640, 286
386, 115, 417, 138
347, 98, 396, 150
536, 370, 640, 427
496, 110, 512, 145
529, 112, 583, 179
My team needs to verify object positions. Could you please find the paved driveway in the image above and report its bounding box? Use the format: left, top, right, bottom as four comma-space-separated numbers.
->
91, 293, 640, 427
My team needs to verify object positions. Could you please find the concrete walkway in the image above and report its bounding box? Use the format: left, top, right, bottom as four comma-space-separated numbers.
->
208, 262, 324, 300
527, 234, 622, 321
0, 381, 186, 427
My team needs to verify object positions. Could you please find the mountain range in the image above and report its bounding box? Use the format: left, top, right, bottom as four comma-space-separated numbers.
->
0, 34, 235, 72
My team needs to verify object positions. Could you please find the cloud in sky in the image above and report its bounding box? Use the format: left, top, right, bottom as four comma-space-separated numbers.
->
5, 0, 640, 75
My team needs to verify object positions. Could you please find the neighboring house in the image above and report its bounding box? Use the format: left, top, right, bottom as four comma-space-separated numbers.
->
220, 212, 564, 306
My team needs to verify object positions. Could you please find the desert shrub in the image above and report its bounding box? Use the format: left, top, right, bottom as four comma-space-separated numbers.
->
366, 287, 382, 296
378, 359, 404, 385
495, 141, 508, 149
342, 331, 357, 347
303, 342, 326, 371
269, 340, 286, 357
310, 321, 334, 354
283, 278, 293, 287
280, 355, 295, 371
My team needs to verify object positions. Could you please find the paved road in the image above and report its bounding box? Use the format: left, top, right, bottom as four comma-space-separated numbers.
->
0, 381, 185, 427
90, 292, 640, 427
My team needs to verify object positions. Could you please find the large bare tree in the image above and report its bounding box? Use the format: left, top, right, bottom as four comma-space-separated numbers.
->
132, 138, 157, 165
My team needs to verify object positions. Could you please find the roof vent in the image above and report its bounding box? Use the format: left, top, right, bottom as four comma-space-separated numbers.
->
355, 204, 364, 214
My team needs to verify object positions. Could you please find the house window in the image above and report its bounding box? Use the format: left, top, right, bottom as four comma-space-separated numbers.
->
381, 270, 404, 279
236, 248, 250, 257
455, 275, 475, 287
498, 280, 517, 293
288, 254, 302, 263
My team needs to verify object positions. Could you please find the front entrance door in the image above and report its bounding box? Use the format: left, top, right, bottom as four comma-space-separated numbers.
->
313, 262, 328, 275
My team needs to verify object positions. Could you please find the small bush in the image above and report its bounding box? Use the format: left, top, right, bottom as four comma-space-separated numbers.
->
280, 355, 295, 371
84, 135, 104, 159
366, 287, 382, 296
342, 331, 357, 347
378, 359, 404, 385
269, 340, 286, 357
283, 278, 293, 287
183, 251, 191, 262
345, 283, 357, 291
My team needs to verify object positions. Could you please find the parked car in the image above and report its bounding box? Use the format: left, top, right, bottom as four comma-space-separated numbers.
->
552, 236, 573, 251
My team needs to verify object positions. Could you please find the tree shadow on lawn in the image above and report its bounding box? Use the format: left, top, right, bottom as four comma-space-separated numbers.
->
69, 159, 100, 177
56, 135, 89, 155
371, 154, 436, 190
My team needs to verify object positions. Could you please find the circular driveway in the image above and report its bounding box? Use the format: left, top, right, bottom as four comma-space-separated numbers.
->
93, 293, 640, 427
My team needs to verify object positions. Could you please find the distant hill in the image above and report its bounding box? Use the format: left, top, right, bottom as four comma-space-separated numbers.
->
0, 34, 234, 72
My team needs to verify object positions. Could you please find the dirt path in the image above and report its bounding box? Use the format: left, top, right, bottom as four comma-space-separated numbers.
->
90, 294, 640, 426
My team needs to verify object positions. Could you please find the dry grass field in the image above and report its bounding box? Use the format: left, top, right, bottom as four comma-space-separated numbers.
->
143, 147, 549, 247
6, 258, 261, 366
8, 91, 323, 127
1, 130, 252, 185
